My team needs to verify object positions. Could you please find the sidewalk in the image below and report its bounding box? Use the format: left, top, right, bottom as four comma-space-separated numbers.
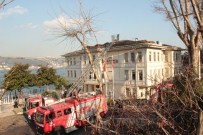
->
0, 104, 24, 118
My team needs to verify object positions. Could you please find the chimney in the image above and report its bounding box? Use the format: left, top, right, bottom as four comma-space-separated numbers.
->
156, 41, 162, 45
117, 34, 119, 41
111, 34, 120, 42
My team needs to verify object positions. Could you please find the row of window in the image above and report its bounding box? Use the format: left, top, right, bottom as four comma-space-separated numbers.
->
46, 108, 72, 122
124, 70, 143, 81
123, 51, 180, 63
124, 67, 180, 82
149, 67, 181, 82
150, 51, 181, 63
149, 68, 165, 83
149, 51, 160, 62
67, 53, 139, 66
68, 70, 98, 80
124, 52, 142, 63
67, 70, 77, 78
125, 88, 146, 98
149, 51, 180, 62
124, 51, 167, 63
174, 52, 180, 62
66, 51, 181, 66
68, 68, 179, 82
67, 55, 97, 66
67, 58, 77, 66
164, 51, 181, 62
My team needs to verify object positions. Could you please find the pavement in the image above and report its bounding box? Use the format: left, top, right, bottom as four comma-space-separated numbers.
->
0, 104, 24, 118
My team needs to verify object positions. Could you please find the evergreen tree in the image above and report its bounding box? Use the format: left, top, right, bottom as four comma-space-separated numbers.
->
3, 64, 32, 99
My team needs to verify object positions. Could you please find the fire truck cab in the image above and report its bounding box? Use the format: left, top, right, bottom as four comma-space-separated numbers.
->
25, 96, 56, 120
35, 92, 108, 134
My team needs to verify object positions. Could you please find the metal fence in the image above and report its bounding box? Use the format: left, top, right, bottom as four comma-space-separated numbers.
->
1, 94, 14, 105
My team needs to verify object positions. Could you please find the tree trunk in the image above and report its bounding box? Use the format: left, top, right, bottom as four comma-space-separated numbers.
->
0, 90, 6, 100
17, 89, 21, 104
197, 111, 203, 135
188, 44, 200, 78
83, 46, 103, 91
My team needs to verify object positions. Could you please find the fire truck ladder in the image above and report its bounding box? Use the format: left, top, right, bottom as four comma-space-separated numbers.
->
66, 42, 114, 97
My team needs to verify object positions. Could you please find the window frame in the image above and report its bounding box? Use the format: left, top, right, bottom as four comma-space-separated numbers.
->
137, 52, 142, 62
154, 52, 156, 61
131, 52, 135, 62
138, 70, 143, 81
67, 70, 69, 77
71, 70, 73, 77
74, 58, 76, 65
57, 111, 62, 117
132, 70, 136, 80
74, 70, 76, 78
124, 53, 129, 63
149, 51, 151, 61
124, 70, 129, 80
64, 108, 72, 115
70, 58, 72, 65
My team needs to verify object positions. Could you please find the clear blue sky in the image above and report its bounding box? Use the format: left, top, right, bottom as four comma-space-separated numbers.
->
0, 0, 184, 58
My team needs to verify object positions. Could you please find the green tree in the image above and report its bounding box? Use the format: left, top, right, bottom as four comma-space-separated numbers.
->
3, 64, 33, 99
54, 75, 68, 90
36, 66, 58, 89
0, 0, 16, 100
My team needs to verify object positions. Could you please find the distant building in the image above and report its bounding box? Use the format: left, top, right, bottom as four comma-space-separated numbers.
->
63, 40, 182, 100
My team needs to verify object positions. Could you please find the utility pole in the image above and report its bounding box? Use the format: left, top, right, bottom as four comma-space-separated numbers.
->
199, 50, 201, 79
0, 100, 2, 113
112, 55, 115, 102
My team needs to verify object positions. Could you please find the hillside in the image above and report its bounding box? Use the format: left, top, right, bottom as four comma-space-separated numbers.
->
0, 56, 66, 68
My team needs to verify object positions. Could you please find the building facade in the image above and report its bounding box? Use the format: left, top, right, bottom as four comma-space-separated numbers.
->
63, 40, 182, 100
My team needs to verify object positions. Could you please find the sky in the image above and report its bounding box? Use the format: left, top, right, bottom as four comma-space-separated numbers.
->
0, 0, 185, 58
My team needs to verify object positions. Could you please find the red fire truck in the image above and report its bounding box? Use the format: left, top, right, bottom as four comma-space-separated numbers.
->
34, 42, 113, 134
35, 92, 108, 134
25, 96, 57, 120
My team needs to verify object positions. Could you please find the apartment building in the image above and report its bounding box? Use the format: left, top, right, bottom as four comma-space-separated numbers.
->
63, 40, 182, 100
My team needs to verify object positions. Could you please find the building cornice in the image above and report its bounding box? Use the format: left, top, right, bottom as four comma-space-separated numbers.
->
62, 40, 183, 57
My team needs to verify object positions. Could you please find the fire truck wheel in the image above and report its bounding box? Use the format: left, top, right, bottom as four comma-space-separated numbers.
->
53, 126, 65, 135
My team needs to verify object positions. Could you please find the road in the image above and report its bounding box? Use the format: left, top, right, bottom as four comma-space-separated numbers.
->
0, 114, 92, 135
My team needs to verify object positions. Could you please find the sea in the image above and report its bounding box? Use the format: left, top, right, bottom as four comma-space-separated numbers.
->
0, 67, 67, 97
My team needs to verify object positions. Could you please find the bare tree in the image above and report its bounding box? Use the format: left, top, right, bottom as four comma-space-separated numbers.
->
0, 0, 14, 9
94, 69, 203, 135
54, 1, 108, 125
154, 1, 203, 134
56, 2, 104, 92
155, 0, 203, 77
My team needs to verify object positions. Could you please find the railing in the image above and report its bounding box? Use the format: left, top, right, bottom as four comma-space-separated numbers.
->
1, 94, 14, 104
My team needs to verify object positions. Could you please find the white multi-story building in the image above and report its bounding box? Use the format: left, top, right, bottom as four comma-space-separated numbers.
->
63, 40, 182, 100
